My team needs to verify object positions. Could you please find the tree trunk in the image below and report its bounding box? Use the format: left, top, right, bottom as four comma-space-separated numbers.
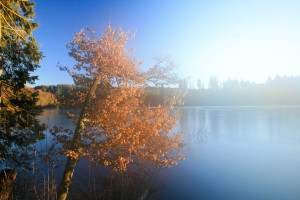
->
57, 76, 101, 200
0, 169, 17, 200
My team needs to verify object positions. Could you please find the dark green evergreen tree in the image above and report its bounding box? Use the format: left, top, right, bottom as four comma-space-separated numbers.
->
0, 0, 44, 168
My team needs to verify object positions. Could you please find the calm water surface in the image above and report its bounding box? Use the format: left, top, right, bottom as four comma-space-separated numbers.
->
39, 107, 300, 200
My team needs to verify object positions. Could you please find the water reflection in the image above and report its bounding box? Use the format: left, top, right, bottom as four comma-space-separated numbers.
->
38, 107, 300, 200
67, 160, 163, 200
38, 107, 185, 199
160, 107, 300, 200
179, 106, 300, 144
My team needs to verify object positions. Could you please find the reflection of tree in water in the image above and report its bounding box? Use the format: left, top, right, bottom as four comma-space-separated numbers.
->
67, 160, 164, 200
181, 127, 208, 151
101, 162, 162, 200
178, 109, 208, 151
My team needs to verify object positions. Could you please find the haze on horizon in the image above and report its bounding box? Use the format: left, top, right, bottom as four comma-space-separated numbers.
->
34, 0, 300, 87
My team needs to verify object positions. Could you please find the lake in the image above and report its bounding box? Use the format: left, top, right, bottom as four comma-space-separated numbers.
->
39, 106, 300, 200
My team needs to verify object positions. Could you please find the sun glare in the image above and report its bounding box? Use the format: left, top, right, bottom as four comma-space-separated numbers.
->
188, 24, 300, 85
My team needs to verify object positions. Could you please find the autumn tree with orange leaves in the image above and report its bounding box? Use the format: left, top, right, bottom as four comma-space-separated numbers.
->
53, 25, 185, 200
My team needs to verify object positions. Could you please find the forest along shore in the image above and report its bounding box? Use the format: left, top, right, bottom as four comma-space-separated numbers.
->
35, 75, 300, 107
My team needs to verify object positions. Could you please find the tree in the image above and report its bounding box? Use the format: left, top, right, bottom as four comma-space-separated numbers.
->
0, 0, 44, 168
208, 76, 219, 90
179, 78, 188, 89
222, 79, 240, 91
54, 25, 184, 200
0, 0, 41, 86
197, 78, 204, 90
145, 56, 181, 87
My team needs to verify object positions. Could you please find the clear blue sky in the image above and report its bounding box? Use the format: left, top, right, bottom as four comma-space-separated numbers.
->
33, 0, 300, 87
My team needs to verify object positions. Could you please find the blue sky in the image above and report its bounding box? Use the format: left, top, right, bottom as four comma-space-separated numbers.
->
33, 0, 300, 87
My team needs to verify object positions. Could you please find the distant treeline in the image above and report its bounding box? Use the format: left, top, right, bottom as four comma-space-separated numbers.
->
34, 84, 181, 107
35, 75, 300, 106
185, 75, 300, 106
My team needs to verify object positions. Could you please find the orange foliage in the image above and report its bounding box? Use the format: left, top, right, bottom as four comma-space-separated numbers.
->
83, 84, 184, 171
52, 25, 185, 173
